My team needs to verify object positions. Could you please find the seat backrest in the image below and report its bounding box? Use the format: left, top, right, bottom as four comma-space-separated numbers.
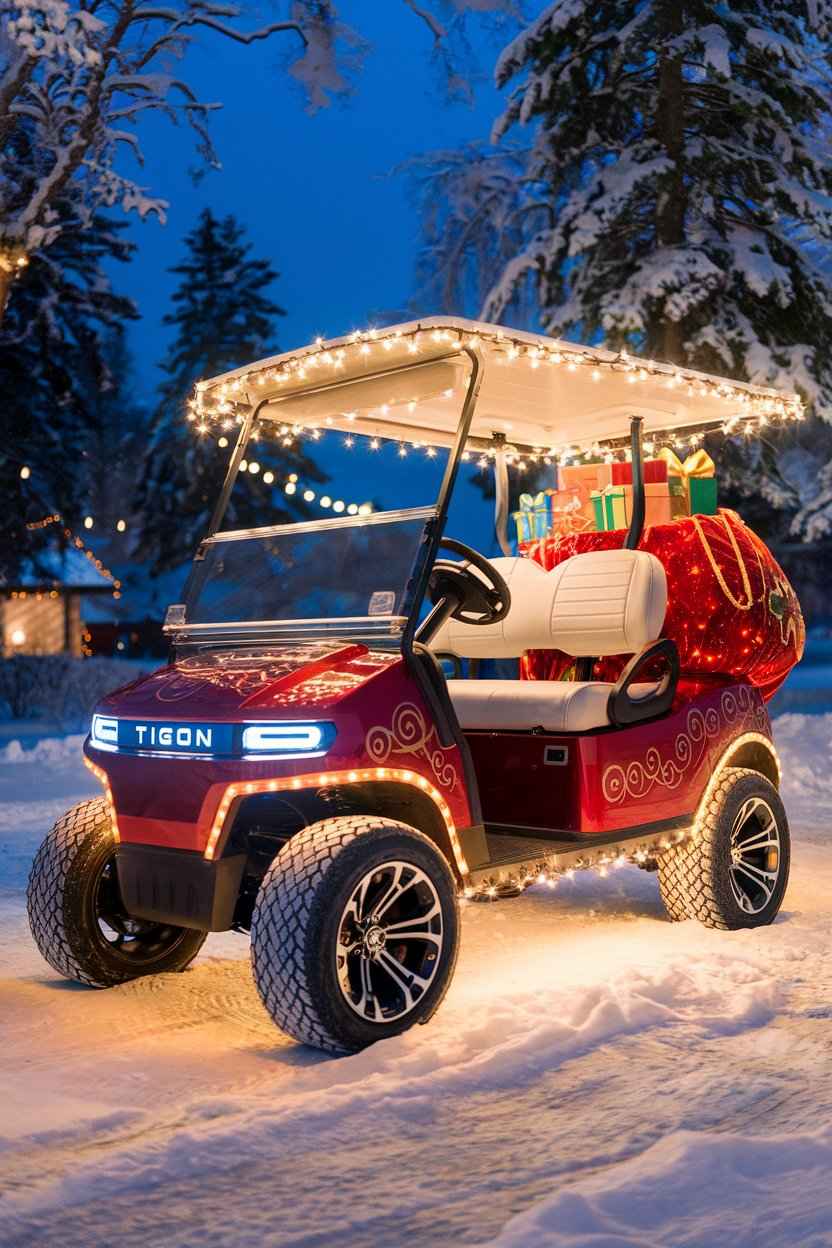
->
429, 549, 667, 659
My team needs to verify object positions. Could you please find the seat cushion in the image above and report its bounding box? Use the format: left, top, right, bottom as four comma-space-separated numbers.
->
448, 679, 655, 733
430, 549, 667, 659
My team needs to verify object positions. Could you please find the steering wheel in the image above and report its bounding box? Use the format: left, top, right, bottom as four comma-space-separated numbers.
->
426, 537, 511, 628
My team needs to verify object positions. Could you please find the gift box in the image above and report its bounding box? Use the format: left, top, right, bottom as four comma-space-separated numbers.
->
592, 486, 628, 532
558, 463, 608, 506
668, 479, 689, 519
597, 459, 668, 488
658, 448, 718, 516
513, 491, 550, 542
548, 485, 595, 527
592, 483, 677, 532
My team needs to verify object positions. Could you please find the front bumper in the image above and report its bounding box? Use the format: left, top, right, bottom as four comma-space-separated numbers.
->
116, 844, 245, 932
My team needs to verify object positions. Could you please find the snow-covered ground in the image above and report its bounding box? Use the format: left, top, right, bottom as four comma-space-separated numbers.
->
1, 717, 832, 1247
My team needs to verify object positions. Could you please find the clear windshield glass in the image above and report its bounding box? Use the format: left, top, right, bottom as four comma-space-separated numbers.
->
178, 506, 435, 639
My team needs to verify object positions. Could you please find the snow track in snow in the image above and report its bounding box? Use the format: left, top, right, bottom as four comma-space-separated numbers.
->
1, 717, 832, 1245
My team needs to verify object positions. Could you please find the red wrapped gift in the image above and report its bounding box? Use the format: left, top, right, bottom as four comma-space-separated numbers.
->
598, 459, 668, 487
519, 509, 804, 701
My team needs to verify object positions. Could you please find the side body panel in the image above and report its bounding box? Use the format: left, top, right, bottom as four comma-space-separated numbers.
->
467, 683, 772, 837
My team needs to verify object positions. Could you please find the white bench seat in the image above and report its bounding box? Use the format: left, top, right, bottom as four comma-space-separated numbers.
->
448, 679, 657, 734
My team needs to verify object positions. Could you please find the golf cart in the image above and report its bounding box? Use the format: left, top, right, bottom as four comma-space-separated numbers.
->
27, 318, 802, 1054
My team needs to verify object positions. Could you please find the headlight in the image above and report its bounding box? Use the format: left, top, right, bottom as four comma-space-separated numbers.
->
241, 722, 333, 757
91, 714, 118, 750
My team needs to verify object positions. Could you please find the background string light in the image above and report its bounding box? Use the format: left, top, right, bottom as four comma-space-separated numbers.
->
25, 514, 122, 599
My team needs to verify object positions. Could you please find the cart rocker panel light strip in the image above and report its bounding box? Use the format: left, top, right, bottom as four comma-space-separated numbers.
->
89, 715, 334, 760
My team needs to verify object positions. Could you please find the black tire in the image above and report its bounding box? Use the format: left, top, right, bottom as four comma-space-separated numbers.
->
250, 815, 460, 1054
656, 850, 691, 922
657, 767, 790, 930
27, 798, 207, 987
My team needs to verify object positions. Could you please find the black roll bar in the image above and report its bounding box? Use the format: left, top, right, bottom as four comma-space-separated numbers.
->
625, 415, 646, 549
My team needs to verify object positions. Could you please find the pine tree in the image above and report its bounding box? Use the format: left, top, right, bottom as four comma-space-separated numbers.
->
419, 2, 832, 403
0, 197, 137, 580
138, 209, 325, 573
411, 2, 832, 551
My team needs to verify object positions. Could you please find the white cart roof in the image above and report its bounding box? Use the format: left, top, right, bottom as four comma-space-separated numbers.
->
194, 317, 802, 451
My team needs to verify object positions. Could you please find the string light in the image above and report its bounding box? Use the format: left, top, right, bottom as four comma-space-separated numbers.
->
189, 323, 803, 459
24, 515, 121, 598
203, 766, 467, 875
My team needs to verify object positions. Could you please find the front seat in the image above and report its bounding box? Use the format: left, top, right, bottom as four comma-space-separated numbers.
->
429, 548, 675, 733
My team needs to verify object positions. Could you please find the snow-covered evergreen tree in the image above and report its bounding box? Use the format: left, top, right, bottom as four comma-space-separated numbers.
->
138, 209, 325, 573
0, 188, 136, 580
412, 0, 832, 548
406, 142, 542, 326
418, 2, 832, 400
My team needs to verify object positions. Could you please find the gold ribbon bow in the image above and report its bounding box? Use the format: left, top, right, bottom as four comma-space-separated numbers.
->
658, 448, 716, 480
519, 491, 547, 512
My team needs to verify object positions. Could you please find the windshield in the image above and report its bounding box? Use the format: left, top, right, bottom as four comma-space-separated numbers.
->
177, 507, 435, 640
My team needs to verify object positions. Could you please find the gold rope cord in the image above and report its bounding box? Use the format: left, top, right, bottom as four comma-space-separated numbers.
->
690, 512, 755, 611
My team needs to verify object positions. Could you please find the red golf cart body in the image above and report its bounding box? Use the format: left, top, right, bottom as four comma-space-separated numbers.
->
82, 318, 795, 933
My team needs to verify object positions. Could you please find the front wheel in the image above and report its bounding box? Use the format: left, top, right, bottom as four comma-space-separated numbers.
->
27, 798, 207, 986
250, 816, 460, 1053
657, 767, 790, 930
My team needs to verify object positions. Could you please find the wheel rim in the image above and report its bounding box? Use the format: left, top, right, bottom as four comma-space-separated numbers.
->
728, 796, 782, 916
91, 855, 189, 964
335, 861, 444, 1024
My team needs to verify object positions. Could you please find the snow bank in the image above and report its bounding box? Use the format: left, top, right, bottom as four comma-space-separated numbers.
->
0, 734, 85, 765
488, 1124, 832, 1246
773, 711, 832, 830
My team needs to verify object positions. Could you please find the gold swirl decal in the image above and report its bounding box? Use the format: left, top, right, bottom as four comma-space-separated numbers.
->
365, 702, 458, 792
602, 686, 767, 805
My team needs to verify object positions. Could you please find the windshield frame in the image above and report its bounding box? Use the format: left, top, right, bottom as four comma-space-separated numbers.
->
175, 505, 438, 642
166, 345, 484, 648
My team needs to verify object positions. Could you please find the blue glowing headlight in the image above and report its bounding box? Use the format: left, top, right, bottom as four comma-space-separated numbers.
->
240, 722, 334, 757
91, 714, 119, 750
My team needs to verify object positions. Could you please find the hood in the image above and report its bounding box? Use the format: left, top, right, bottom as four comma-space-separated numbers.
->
97, 642, 400, 721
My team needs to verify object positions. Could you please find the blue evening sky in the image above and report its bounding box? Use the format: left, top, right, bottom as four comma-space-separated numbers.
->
118, 10, 516, 549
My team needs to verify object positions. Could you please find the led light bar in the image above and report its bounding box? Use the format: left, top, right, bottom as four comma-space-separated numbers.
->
241, 722, 327, 756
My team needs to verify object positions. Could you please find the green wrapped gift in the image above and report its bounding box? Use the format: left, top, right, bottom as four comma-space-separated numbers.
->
658, 448, 718, 516
603, 486, 628, 530
591, 486, 629, 531
689, 476, 718, 515
591, 490, 605, 531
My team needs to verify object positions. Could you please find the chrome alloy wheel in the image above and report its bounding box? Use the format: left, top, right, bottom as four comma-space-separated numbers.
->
728, 795, 782, 916
335, 861, 444, 1024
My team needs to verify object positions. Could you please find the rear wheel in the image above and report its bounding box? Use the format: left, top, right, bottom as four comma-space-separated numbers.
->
27, 798, 207, 987
250, 815, 460, 1053
657, 767, 789, 930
